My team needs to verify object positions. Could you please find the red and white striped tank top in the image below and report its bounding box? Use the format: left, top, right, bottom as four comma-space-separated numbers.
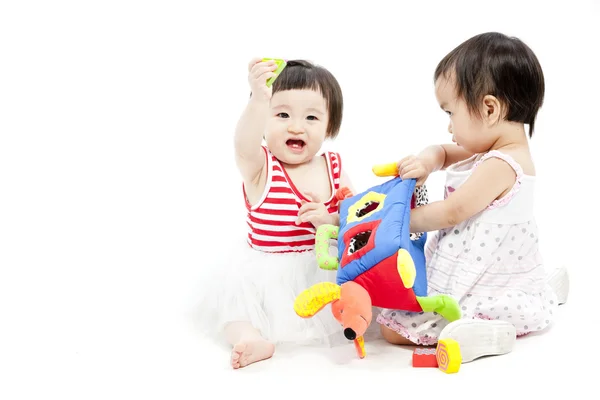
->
244, 146, 342, 253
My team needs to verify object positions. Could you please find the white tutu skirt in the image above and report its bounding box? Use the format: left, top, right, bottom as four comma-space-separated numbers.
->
197, 242, 347, 347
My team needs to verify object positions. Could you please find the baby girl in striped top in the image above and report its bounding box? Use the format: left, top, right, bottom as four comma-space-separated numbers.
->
199, 58, 354, 368
378, 32, 569, 364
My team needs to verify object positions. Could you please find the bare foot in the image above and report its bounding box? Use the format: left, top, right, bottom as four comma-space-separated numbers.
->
230, 340, 275, 369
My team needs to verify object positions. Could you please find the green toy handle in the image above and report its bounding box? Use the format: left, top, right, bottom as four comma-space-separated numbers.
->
315, 224, 339, 270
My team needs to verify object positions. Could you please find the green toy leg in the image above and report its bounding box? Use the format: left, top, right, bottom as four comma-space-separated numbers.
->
416, 295, 461, 322
315, 224, 339, 270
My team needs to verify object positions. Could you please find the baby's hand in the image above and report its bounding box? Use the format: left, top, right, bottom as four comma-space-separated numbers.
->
247, 58, 278, 102
397, 155, 431, 186
296, 192, 336, 228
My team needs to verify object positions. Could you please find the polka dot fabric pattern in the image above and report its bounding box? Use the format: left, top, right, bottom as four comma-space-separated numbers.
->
377, 151, 558, 343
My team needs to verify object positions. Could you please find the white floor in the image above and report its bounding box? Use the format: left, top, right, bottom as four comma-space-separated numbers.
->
2, 2, 598, 398
190, 303, 582, 400
1, 258, 590, 400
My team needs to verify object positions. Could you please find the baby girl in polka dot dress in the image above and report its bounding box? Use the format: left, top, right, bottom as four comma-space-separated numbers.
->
377, 32, 569, 363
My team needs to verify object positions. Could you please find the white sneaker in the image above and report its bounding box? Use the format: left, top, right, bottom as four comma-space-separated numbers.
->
438, 319, 516, 363
547, 265, 569, 305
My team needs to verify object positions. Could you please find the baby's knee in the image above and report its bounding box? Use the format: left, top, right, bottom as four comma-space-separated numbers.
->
380, 324, 413, 345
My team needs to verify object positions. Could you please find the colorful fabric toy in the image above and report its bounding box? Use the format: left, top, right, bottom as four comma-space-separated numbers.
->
294, 164, 461, 358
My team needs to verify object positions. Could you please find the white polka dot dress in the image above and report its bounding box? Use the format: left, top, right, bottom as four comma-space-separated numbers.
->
377, 150, 558, 344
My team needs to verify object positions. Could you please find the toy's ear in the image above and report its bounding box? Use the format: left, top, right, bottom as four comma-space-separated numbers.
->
294, 282, 341, 318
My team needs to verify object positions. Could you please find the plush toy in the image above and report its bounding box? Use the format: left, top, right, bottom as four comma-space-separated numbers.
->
294, 163, 461, 358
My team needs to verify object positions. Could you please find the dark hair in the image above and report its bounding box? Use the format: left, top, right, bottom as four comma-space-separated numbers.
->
272, 60, 343, 138
434, 32, 545, 137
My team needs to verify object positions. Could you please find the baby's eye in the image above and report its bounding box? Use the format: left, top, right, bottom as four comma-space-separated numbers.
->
445, 110, 452, 116
277, 112, 289, 118
306, 115, 318, 121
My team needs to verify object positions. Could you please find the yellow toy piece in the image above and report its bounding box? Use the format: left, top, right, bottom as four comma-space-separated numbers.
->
262, 58, 287, 87
372, 162, 399, 177
294, 282, 341, 318
354, 336, 366, 359
397, 249, 416, 289
436, 338, 462, 374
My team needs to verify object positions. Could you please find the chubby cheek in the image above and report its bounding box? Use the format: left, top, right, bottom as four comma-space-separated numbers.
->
314, 129, 328, 144
263, 133, 274, 147
264, 118, 287, 139
263, 130, 284, 151
263, 121, 277, 138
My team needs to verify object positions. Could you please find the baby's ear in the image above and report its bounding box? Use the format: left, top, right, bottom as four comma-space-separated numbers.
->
482, 94, 502, 125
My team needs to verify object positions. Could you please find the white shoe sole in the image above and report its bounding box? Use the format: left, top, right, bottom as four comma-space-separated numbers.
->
547, 266, 569, 305
438, 319, 516, 363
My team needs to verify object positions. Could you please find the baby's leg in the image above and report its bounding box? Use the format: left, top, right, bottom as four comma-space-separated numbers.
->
381, 325, 418, 346
224, 321, 275, 369
377, 309, 442, 346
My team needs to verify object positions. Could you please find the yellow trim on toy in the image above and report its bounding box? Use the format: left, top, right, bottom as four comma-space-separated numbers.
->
372, 162, 399, 177
293, 282, 341, 318
397, 249, 416, 289
346, 191, 386, 223
436, 338, 461, 374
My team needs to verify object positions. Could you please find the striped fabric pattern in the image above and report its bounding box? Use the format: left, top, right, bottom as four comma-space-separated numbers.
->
244, 146, 341, 253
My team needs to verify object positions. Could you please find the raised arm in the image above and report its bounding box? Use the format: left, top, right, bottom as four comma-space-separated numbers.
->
234, 58, 278, 185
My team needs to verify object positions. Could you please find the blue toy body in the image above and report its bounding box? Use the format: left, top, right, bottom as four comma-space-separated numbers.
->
335, 177, 428, 310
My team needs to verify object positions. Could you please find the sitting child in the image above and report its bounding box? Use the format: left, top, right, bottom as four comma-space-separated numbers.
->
377, 32, 569, 363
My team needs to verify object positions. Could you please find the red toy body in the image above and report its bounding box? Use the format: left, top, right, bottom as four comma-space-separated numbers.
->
354, 253, 422, 312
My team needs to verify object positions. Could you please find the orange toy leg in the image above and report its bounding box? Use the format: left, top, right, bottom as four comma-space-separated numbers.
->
354, 336, 366, 359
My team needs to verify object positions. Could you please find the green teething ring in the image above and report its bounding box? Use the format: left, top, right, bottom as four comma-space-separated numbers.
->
315, 224, 339, 270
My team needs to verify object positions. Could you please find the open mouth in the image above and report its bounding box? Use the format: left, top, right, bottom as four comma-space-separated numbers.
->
348, 230, 372, 255
355, 201, 380, 218
286, 139, 306, 152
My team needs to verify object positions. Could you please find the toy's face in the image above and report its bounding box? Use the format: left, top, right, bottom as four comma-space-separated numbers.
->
331, 282, 373, 340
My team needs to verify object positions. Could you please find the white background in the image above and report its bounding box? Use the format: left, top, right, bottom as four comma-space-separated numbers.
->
1, 0, 598, 399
